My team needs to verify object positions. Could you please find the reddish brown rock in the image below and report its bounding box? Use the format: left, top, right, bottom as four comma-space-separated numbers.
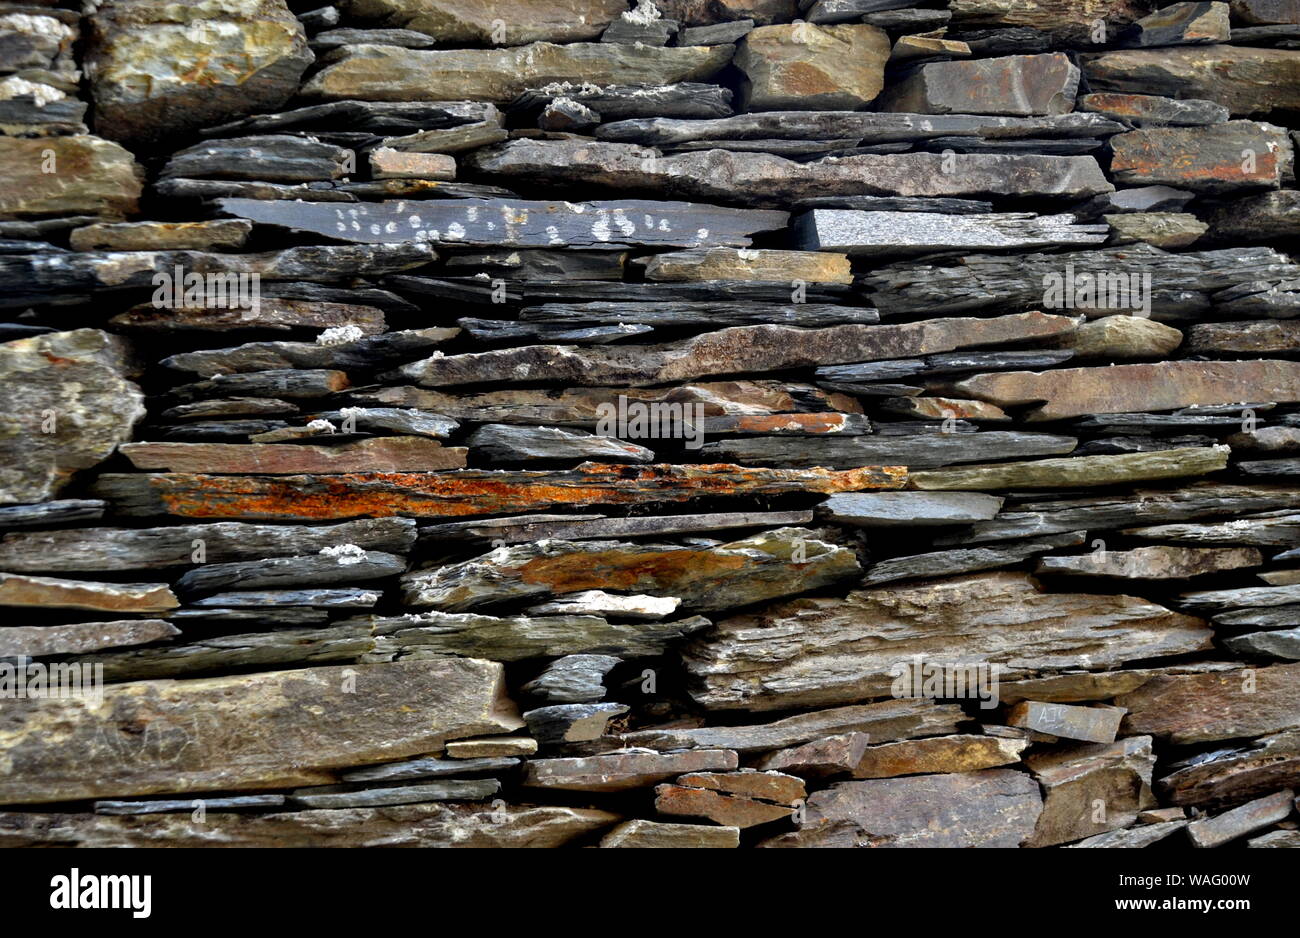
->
1117, 663, 1300, 744
799, 769, 1043, 848
953, 360, 1300, 421
0, 136, 142, 220
119, 439, 468, 474
850, 735, 1030, 779
755, 733, 873, 778
1025, 736, 1158, 847
1081, 45, 1300, 116
1108, 122, 1293, 194
0, 573, 177, 614
676, 770, 806, 805
90, 463, 906, 521
655, 783, 796, 828
1007, 701, 1126, 744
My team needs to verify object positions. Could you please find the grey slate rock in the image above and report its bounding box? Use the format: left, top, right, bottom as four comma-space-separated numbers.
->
95, 795, 287, 816
861, 532, 1089, 586
793, 210, 1108, 255
700, 431, 1078, 470
820, 492, 1004, 527
341, 756, 520, 783
467, 425, 656, 463
522, 655, 622, 703
524, 702, 631, 744
174, 551, 408, 595
290, 780, 501, 808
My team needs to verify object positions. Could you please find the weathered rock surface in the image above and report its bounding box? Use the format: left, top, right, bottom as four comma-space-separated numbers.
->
0, 660, 522, 804
1187, 789, 1295, 847
0, 572, 177, 613
0, 804, 617, 848
798, 769, 1043, 848
1117, 663, 1300, 743
684, 572, 1211, 711
1038, 545, 1262, 580
92, 463, 904, 521
85, 0, 314, 148
1109, 122, 1294, 193
0, 619, 179, 658
402, 528, 859, 612
345, 0, 626, 44
0, 330, 145, 505
522, 750, 738, 792
0, 518, 416, 573
1081, 45, 1300, 116
954, 361, 1300, 421
302, 42, 734, 104
879, 53, 1080, 116
1026, 736, 1157, 846
119, 439, 467, 474
734, 23, 890, 110
399, 313, 1079, 388
600, 819, 740, 848
0, 135, 142, 220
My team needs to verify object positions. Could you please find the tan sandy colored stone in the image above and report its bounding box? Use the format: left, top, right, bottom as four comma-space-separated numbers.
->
735, 23, 891, 110
0, 572, 177, 614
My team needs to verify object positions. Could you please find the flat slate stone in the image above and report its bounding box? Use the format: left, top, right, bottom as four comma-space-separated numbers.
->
92, 463, 904, 521
799, 769, 1043, 848
174, 550, 407, 595
217, 196, 788, 248
819, 492, 1004, 526
1187, 789, 1296, 847
1116, 663, 1300, 744
401, 527, 858, 612
600, 819, 740, 847
523, 749, 738, 792
684, 571, 1211, 711
620, 699, 965, 753
0, 659, 523, 804
793, 210, 1108, 255
302, 41, 734, 104
878, 53, 1080, 116
0, 619, 179, 658
398, 313, 1078, 388
0, 804, 617, 848
1109, 121, 1294, 194
119, 439, 467, 474
0, 518, 416, 573
954, 361, 1300, 421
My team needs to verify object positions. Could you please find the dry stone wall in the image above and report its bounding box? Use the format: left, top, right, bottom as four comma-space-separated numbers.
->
1, 0, 1299, 849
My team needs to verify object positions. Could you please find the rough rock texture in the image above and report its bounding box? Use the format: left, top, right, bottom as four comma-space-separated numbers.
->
4, 0, 1299, 855
734, 23, 890, 110
0, 330, 145, 505
86, 0, 314, 148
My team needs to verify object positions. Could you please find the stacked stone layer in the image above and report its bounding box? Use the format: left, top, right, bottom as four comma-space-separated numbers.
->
2, 0, 1300, 849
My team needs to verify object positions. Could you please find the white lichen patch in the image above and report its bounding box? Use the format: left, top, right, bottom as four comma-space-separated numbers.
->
320, 543, 367, 565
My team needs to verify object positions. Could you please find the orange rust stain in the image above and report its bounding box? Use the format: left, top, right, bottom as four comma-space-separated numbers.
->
149, 464, 907, 520
42, 353, 76, 365
518, 549, 748, 593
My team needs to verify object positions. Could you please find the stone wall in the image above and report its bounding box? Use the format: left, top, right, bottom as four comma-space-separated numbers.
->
1, 0, 1299, 848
